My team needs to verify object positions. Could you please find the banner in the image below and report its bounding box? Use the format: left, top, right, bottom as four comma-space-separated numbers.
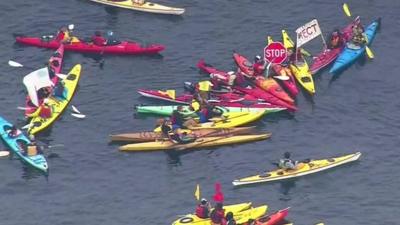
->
296, 19, 322, 47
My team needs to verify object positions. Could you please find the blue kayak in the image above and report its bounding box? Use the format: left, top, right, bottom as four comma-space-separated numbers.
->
330, 18, 381, 74
0, 116, 48, 173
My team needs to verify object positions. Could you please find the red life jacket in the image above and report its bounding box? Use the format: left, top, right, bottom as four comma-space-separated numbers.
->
253, 62, 264, 76
210, 209, 225, 224
39, 105, 52, 118
92, 35, 107, 46
55, 31, 65, 42
195, 205, 208, 219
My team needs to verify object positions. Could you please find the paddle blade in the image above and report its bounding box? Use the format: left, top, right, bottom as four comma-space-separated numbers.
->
365, 46, 374, 59
71, 105, 81, 114
343, 3, 351, 17
56, 73, 68, 79
71, 113, 86, 119
194, 184, 200, 201
21, 123, 31, 130
8, 60, 23, 67
0, 151, 10, 157
274, 75, 290, 81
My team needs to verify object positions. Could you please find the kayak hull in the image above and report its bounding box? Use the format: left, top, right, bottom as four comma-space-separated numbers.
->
110, 127, 257, 142
88, 0, 185, 15
16, 37, 164, 55
27, 64, 82, 135
256, 207, 289, 225
119, 133, 271, 151
0, 116, 48, 172
233, 152, 362, 186
329, 19, 380, 74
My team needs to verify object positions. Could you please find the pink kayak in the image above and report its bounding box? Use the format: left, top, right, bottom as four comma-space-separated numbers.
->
25, 44, 65, 116
15, 36, 164, 55
310, 18, 358, 74
197, 59, 297, 111
233, 53, 294, 104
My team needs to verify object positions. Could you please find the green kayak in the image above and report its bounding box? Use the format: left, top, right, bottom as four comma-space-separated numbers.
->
134, 105, 285, 116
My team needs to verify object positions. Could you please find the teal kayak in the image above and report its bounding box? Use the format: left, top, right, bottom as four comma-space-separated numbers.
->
330, 18, 380, 74
135, 105, 285, 116
0, 116, 48, 173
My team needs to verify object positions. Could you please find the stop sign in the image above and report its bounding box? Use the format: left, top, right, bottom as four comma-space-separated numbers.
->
264, 42, 287, 64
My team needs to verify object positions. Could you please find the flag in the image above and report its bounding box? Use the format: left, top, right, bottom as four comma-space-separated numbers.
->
296, 19, 322, 47
194, 184, 200, 201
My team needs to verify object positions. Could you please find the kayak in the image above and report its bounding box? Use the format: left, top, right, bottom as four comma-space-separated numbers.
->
267, 36, 299, 97
153, 111, 265, 132
88, 0, 185, 15
233, 53, 294, 103
173, 205, 267, 225
232, 152, 361, 186
25, 44, 65, 116
197, 59, 296, 111
310, 19, 356, 74
282, 30, 315, 95
329, 18, 380, 74
138, 89, 191, 104
255, 207, 290, 225
27, 64, 82, 135
0, 116, 48, 172
110, 127, 257, 142
135, 104, 284, 116
234, 86, 297, 111
15, 36, 164, 55
119, 133, 271, 151
172, 202, 251, 225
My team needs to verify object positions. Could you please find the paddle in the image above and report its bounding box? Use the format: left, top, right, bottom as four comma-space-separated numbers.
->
176, 134, 233, 151
0, 151, 10, 157
194, 184, 200, 201
342, 3, 374, 59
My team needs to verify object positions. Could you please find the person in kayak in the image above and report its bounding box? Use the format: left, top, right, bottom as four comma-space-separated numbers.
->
225, 212, 236, 225
91, 31, 107, 46
253, 55, 266, 77
351, 23, 366, 46
210, 203, 225, 225
53, 81, 66, 100
195, 198, 211, 219
47, 60, 59, 80
131, 0, 145, 5
279, 152, 298, 170
6, 126, 21, 138
328, 30, 344, 49
196, 80, 213, 103
170, 130, 196, 144
55, 26, 70, 42
38, 99, 53, 118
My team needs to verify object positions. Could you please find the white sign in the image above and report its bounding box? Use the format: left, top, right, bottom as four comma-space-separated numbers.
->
296, 19, 322, 47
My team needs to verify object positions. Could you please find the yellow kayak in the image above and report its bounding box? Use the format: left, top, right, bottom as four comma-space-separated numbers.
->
154, 111, 265, 132
282, 30, 315, 95
119, 133, 271, 151
172, 204, 267, 225
28, 64, 82, 135
88, 0, 185, 15
232, 152, 361, 186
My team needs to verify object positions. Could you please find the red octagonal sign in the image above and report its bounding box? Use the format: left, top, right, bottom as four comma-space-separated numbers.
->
264, 42, 287, 64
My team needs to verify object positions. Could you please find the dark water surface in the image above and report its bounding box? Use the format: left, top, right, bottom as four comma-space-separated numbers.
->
0, 0, 399, 224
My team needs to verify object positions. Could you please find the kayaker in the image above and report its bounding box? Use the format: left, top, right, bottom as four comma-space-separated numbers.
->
131, 0, 145, 5
287, 47, 303, 63
67, 24, 80, 44
351, 23, 366, 46
195, 198, 211, 219
91, 31, 107, 46
225, 212, 236, 225
53, 81, 65, 100
55, 26, 70, 42
26, 135, 39, 156
7, 126, 21, 138
197, 104, 224, 123
170, 106, 186, 130
39, 99, 53, 118
328, 30, 344, 49
170, 131, 196, 144
279, 152, 298, 170
196, 80, 213, 103
210, 203, 225, 225
47, 60, 59, 80
253, 55, 266, 77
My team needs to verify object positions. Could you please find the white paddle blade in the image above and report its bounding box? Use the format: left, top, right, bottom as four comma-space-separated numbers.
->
71, 105, 81, 114
56, 73, 68, 79
8, 60, 24, 67
17, 106, 33, 110
21, 123, 32, 130
274, 75, 290, 81
0, 151, 10, 157
71, 113, 86, 119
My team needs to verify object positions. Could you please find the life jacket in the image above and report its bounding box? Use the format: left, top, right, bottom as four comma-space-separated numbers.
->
92, 35, 107, 46
198, 81, 213, 92
279, 159, 296, 169
210, 209, 225, 224
330, 36, 340, 48
195, 205, 209, 218
191, 100, 200, 112
27, 145, 38, 156
253, 62, 265, 76
39, 105, 52, 118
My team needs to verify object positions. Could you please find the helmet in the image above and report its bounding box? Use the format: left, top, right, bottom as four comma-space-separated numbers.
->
68, 24, 74, 30
255, 55, 262, 61
201, 198, 208, 205
284, 152, 291, 159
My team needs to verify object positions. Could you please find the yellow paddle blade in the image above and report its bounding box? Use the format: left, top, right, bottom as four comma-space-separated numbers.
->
343, 3, 351, 17
315, 223, 325, 225
300, 48, 312, 57
267, 36, 273, 45
365, 46, 374, 59
194, 184, 200, 201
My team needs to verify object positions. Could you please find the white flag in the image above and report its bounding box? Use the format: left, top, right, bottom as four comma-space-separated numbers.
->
296, 19, 322, 47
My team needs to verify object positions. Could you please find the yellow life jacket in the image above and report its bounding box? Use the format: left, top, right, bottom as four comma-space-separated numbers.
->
191, 100, 200, 111
198, 81, 212, 91
27, 146, 38, 156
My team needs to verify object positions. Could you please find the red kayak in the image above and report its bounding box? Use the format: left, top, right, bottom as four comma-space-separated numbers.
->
271, 64, 299, 97
255, 207, 289, 225
310, 18, 358, 74
197, 59, 297, 111
25, 44, 64, 116
233, 53, 294, 104
15, 36, 164, 55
